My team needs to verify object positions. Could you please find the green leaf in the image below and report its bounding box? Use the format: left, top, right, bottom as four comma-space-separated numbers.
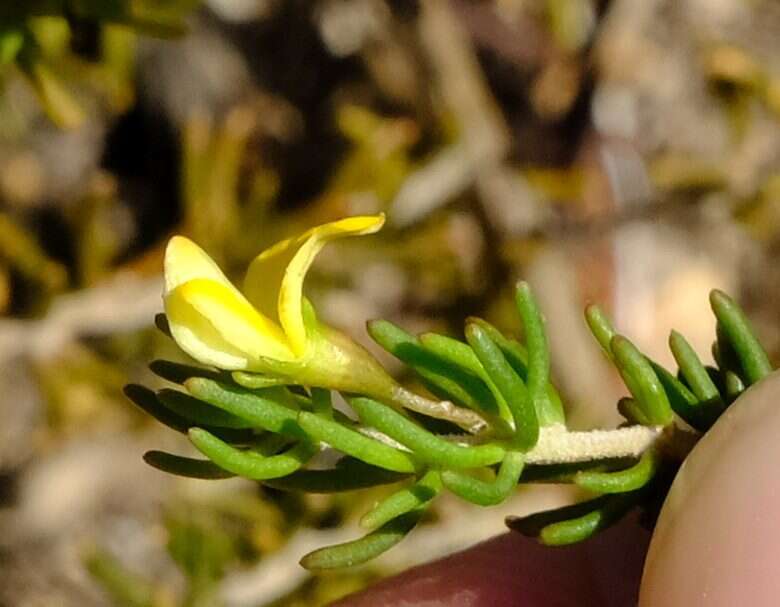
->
723, 370, 745, 401
616, 397, 651, 425
300, 510, 423, 570
669, 331, 722, 405
157, 388, 256, 429
188, 428, 316, 480
264, 457, 410, 493
519, 458, 635, 483
123, 384, 252, 443
468, 317, 565, 424
349, 397, 505, 469
367, 320, 501, 417
360, 470, 441, 529
714, 325, 741, 376
710, 289, 772, 384
650, 361, 720, 432
184, 378, 304, 438
610, 336, 674, 426
584, 304, 616, 359
515, 282, 562, 425
311, 388, 333, 418
149, 359, 226, 384
441, 451, 525, 506
507, 492, 640, 545
574, 448, 659, 493
418, 333, 486, 378
143, 450, 236, 479
297, 411, 417, 473
465, 322, 539, 450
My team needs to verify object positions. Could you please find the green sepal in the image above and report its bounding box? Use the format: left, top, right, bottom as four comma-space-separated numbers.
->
232, 371, 290, 389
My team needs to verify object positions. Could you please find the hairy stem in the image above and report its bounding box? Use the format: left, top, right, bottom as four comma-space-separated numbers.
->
524, 424, 695, 465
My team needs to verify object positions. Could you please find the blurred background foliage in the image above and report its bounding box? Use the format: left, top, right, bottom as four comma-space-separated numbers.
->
0, 0, 778, 605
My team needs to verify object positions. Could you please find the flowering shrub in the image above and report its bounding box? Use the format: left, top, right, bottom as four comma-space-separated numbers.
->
127, 215, 772, 569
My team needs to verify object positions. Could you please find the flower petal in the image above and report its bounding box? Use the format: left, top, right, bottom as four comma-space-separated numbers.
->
164, 235, 234, 295
165, 286, 250, 369
241, 236, 298, 322
165, 278, 294, 368
243, 215, 385, 356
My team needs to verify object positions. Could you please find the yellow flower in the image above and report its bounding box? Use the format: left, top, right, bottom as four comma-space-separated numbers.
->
163, 214, 397, 395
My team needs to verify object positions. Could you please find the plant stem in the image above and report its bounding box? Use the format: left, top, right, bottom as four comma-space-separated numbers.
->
523, 424, 696, 465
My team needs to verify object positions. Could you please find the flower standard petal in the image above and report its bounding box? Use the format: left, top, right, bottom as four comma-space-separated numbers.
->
243, 215, 385, 356
165, 278, 294, 368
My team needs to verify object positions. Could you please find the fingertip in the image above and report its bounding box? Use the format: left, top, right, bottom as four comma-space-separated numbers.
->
334, 516, 650, 606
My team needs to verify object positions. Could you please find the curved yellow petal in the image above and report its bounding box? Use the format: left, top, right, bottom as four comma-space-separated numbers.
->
164, 235, 234, 295
241, 236, 298, 322
165, 279, 294, 368
165, 285, 251, 369
243, 214, 385, 356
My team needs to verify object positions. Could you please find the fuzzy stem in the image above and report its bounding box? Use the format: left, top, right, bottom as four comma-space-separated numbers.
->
524, 424, 662, 464
523, 424, 698, 465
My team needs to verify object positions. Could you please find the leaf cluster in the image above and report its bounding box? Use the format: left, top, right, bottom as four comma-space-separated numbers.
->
129, 285, 773, 568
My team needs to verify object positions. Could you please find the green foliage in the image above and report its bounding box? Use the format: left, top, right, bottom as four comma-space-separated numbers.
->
130, 282, 774, 568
